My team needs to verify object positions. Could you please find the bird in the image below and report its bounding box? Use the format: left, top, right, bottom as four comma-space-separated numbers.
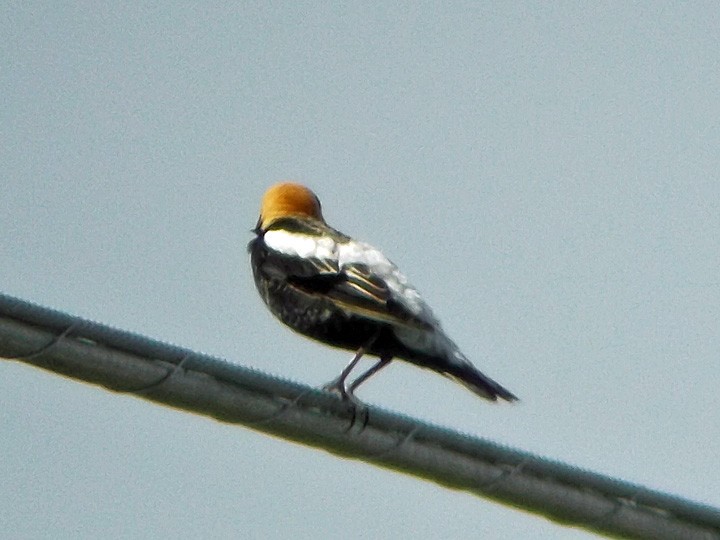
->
248, 181, 517, 404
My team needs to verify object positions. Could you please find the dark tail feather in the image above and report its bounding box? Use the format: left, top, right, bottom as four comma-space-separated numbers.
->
444, 363, 518, 403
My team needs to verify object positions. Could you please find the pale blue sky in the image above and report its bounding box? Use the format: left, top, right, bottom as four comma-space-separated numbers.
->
2, 3, 719, 539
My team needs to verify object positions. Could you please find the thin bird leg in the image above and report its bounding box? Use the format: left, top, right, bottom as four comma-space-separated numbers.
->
322, 347, 367, 400
347, 356, 392, 395
343, 355, 392, 431
322, 334, 379, 400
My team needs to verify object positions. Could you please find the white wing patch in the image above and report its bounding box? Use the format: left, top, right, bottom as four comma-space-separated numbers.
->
264, 230, 336, 260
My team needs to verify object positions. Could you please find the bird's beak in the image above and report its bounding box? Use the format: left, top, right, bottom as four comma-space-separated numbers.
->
252, 215, 263, 235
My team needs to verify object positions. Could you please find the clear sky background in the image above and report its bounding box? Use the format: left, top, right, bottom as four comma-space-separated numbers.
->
2, 3, 719, 539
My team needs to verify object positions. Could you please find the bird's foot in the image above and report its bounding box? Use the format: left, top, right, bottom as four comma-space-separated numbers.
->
322, 379, 363, 407
321, 378, 344, 396
321, 379, 369, 429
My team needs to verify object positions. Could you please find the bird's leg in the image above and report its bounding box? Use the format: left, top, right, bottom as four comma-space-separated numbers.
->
322, 347, 366, 400
342, 356, 392, 431
348, 355, 392, 394
322, 333, 379, 401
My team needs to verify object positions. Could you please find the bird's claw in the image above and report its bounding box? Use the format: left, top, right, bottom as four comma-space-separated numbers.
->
321, 380, 369, 429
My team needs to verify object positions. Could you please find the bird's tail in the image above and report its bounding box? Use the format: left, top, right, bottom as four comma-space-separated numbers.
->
443, 359, 518, 402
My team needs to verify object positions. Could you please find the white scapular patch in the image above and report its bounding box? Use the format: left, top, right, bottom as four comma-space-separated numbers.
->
264, 230, 336, 260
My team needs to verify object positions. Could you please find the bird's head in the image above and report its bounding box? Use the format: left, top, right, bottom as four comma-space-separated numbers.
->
255, 182, 325, 232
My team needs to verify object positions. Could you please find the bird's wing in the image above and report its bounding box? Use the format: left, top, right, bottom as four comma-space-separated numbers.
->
261, 230, 433, 330
281, 259, 432, 330
330, 261, 434, 330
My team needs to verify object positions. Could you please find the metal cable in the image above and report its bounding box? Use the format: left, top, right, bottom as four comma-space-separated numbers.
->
1, 292, 718, 539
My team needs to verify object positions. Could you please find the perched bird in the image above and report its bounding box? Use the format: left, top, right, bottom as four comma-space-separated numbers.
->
248, 182, 517, 403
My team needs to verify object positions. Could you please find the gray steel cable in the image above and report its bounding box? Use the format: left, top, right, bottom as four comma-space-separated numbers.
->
1, 292, 718, 539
